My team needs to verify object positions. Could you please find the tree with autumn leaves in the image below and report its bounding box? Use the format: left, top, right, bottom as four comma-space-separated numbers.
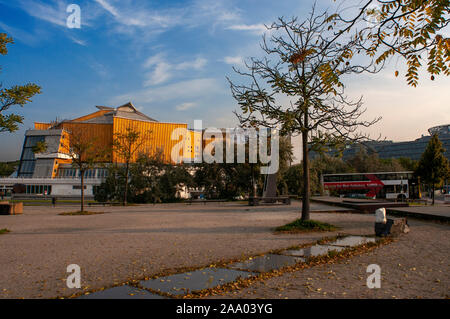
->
229, 1, 448, 220
63, 128, 107, 212
415, 134, 450, 205
112, 126, 149, 206
335, 0, 449, 86
229, 8, 381, 221
1, 33, 41, 133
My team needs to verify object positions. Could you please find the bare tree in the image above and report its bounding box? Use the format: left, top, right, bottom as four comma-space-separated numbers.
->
228, 8, 381, 220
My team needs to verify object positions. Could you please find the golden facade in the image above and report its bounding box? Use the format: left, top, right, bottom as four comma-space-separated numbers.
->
18, 102, 195, 178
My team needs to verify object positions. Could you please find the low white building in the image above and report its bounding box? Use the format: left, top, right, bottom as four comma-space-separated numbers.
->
0, 177, 103, 199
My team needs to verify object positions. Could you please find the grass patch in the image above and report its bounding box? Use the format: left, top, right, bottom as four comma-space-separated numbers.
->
0, 228, 11, 235
408, 202, 427, 206
275, 219, 337, 233
58, 211, 105, 216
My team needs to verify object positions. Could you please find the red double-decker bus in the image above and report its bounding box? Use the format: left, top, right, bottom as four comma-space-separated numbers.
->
322, 171, 421, 200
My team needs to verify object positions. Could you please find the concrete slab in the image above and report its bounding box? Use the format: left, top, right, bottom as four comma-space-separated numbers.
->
329, 236, 376, 247
282, 245, 345, 257
227, 254, 304, 272
139, 268, 254, 295
78, 285, 164, 299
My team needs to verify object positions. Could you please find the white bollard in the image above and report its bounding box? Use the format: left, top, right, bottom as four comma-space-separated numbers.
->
375, 207, 387, 224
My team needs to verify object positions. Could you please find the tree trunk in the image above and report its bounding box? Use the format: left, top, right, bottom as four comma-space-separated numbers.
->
251, 163, 257, 197
80, 170, 85, 212
432, 180, 435, 206
124, 162, 129, 206
301, 129, 310, 221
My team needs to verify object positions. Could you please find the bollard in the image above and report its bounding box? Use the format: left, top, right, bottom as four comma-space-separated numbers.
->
375, 207, 386, 223
374, 207, 392, 237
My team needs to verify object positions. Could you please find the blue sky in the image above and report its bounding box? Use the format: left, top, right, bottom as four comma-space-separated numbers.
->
0, 0, 449, 162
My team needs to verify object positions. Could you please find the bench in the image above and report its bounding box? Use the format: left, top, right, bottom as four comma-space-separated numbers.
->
249, 196, 291, 206
0, 202, 23, 215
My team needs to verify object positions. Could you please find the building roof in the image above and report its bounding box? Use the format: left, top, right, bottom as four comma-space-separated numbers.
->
428, 124, 450, 136
68, 102, 158, 124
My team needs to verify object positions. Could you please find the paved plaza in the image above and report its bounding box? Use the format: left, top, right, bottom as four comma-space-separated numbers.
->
0, 201, 448, 299
210, 218, 449, 299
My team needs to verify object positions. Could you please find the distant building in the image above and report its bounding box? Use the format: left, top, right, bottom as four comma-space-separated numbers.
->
311, 124, 450, 161
0, 102, 199, 198
0, 102, 270, 199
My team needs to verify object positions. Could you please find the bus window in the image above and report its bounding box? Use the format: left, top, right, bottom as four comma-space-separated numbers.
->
384, 185, 395, 193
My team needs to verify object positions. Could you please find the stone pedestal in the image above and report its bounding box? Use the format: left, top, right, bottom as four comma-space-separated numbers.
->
0, 202, 23, 215
389, 217, 409, 235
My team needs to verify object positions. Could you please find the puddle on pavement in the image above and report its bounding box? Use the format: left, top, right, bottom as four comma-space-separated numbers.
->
282, 245, 345, 257
78, 285, 165, 299
227, 254, 304, 273
139, 268, 255, 296
80, 236, 377, 299
329, 236, 376, 247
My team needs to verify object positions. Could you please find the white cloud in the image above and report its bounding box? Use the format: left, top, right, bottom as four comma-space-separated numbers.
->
143, 53, 165, 68
70, 36, 87, 46
144, 62, 172, 86
95, 0, 119, 18
91, 0, 244, 37
176, 57, 207, 70
223, 56, 244, 66
94, 0, 181, 30
16, 0, 68, 27
176, 102, 197, 111
5, 0, 259, 43
111, 78, 223, 105
188, 0, 241, 26
226, 24, 268, 35
142, 54, 207, 86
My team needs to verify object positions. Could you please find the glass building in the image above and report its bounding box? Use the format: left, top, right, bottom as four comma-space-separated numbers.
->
311, 124, 450, 161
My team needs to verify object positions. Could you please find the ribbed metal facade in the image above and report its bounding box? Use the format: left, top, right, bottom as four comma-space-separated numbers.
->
24, 105, 197, 179
112, 117, 187, 163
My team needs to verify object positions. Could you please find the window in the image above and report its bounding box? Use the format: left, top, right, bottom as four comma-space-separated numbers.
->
384, 185, 395, 193
97, 169, 108, 178
18, 135, 46, 177
25, 185, 52, 195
